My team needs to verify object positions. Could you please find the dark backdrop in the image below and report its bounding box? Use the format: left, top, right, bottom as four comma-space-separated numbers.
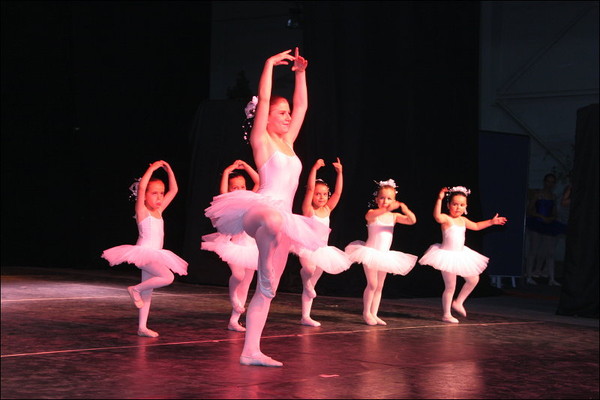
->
182, 2, 498, 298
3, 1, 505, 298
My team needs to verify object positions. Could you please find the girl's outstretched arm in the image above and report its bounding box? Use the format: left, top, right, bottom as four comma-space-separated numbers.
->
326, 157, 343, 211
465, 213, 507, 231
301, 158, 324, 217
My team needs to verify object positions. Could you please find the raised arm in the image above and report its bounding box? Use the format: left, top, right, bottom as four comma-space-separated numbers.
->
250, 49, 295, 164
326, 157, 343, 211
159, 161, 178, 211
286, 47, 308, 144
433, 187, 449, 224
219, 161, 239, 194
239, 160, 260, 192
301, 158, 325, 217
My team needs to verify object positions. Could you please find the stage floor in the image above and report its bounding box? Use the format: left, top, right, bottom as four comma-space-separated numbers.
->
1, 266, 598, 399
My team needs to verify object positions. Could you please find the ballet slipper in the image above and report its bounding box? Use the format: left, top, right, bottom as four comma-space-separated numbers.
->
526, 277, 537, 286
227, 321, 246, 332
452, 301, 467, 317
363, 313, 377, 326
300, 317, 321, 327
442, 315, 459, 324
240, 353, 283, 367
374, 316, 387, 326
304, 282, 317, 299
137, 328, 159, 337
548, 279, 561, 287
127, 286, 144, 309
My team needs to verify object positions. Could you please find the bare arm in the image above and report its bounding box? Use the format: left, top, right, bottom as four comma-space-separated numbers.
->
394, 202, 417, 225
219, 161, 239, 194
250, 49, 295, 167
285, 47, 308, 144
239, 160, 260, 192
465, 213, 507, 231
160, 161, 178, 211
301, 158, 324, 217
326, 157, 343, 211
433, 187, 450, 225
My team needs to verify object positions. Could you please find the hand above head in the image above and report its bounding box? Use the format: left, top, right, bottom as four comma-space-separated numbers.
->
292, 47, 308, 72
314, 159, 325, 170
268, 49, 295, 67
438, 187, 448, 199
332, 157, 343, 173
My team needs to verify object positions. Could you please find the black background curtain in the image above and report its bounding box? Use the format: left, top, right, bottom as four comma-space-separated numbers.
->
557, 104, 599, 318
183, 2, 496, 298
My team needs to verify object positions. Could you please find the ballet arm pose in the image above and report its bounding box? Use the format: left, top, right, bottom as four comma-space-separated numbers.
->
135, 160, 178, 219
250, 47, 308, 168
434, 187, 506, 230
366, 198, 417, 226
219, 160, 260, 194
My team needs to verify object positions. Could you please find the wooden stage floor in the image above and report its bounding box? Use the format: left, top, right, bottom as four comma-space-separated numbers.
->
1, 266, 598, 399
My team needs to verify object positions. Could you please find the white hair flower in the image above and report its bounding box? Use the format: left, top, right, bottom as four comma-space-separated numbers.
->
244, 96, 258, 119
376, 179, 397, 189
447, 186, 471, 196
128, 177, 141, 201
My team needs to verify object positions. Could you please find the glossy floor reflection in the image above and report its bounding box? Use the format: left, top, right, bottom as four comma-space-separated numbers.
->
1, 266, 598, 399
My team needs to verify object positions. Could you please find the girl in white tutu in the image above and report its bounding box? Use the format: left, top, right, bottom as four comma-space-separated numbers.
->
205, 48, 329, 367
419, 186, 507, 323
102, 160, 188, 337
345, 179, 418, 326
297, 157, 351, 327
201, 160, 259, 332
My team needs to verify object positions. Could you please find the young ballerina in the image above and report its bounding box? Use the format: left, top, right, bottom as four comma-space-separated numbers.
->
297, 157, 351, 327
345, 179, 418, 326
102, 160, 188, 337
201, 160, 259, 332
419, 186, 507, 323
205, 48, 329, 367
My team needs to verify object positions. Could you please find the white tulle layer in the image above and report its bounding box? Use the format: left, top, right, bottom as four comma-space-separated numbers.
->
418, 244, 489, 277
296, 245, 352, 275
201, 232, 258, 270
205, 190, 329, 251
345, 241, 417, 275
101, 245, 188, 276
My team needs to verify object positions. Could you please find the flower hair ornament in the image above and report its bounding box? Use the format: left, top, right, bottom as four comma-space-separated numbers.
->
369, 178, 398, 207
446, 185, 471, 214
241, 96, 258, 143
446, 185, 471, 196
128, 177, 141, 201
315, 178, 332, 197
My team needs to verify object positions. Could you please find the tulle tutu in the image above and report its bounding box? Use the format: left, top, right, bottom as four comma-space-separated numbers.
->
345, 240, 417, 275
201, 232, 258, 270
205, 190, 329, 251
102, 245, 188, 276
418, 244, 488, 277
297, 246, 352, 275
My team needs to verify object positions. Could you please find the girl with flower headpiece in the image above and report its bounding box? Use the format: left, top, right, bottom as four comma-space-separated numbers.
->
201, 160, 260, 332
205, 47, 329, 367
102, 160, 188, 337
419, 187, 507, 323
296, 157, 351, 327
345, 179, 418, 326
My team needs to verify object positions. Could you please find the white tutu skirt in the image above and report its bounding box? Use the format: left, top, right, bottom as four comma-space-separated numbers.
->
345, 241, 417, 275
418, 244, 489, 277
205, 190, 329, 251
102, 245, 188, 276
297, 246, 352, 275
201, 232, 258, 270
